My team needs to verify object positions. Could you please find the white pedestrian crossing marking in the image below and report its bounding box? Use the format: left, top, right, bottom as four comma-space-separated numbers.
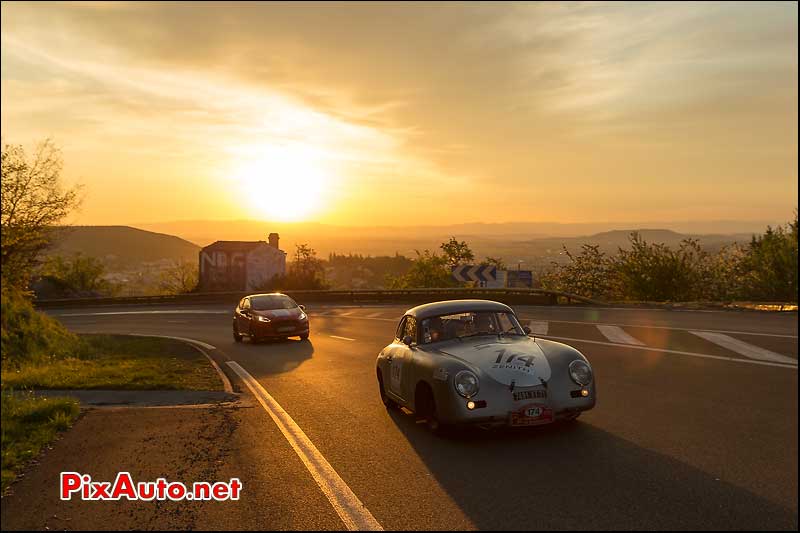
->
596, 325, 645, 346
528, 321, 549, 335
690, 331, 797, 365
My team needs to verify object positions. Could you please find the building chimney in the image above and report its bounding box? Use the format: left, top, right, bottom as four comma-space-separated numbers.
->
268, 233, 280, 249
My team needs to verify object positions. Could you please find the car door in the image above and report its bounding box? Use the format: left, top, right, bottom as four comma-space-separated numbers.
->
387, 316, 417, 402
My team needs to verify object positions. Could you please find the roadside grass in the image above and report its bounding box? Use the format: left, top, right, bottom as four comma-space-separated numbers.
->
2, 334, 222, 391
1, 391, 80, 492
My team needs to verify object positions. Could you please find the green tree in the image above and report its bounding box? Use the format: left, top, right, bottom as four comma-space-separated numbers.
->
482, 256, 506, 270
386, 250, 458, 289
738, 213, 798, 301
540, 244, 614, 299
258, 243, 329, 290
1, 140, 82, 290
292, 244, 323, 277
158, 260, 199, 295
39, 254, 113, 296
613, 233, 709, 301
440, 237, 474, 267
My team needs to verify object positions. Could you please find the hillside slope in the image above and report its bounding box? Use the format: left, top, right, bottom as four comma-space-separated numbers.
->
46, 226, 200, 266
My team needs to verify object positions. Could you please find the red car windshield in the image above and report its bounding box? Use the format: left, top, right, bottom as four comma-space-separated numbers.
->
251, 295, 298, 310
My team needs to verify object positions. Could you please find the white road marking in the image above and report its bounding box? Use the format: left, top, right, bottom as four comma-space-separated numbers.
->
337, 311, 356, 317
517, 317, 797, 339
689, 331, 797, 365
596, 325, 645, 345
330, 335, 356, 341
540, 335, 797, 370
226, 361, 383, 531
528, 320, 549, 335
365, 312, 385, 318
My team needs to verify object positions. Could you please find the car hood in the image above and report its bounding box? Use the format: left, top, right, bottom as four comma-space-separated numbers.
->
434, 336, 551, 387
252, 308, 303, 320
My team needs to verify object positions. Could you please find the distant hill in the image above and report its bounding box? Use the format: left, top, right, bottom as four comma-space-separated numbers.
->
45, 224, 756, 273
45, 226, 200, 267
136, 218, 773, 249
536, 229, 754, 251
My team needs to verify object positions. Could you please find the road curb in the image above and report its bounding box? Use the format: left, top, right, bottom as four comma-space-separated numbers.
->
128, 333, 234, 393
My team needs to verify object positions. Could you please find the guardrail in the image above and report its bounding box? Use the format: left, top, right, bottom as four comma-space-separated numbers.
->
33, 288, 605, 309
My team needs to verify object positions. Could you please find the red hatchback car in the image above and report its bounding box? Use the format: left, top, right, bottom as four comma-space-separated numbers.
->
233, 293, 310, 342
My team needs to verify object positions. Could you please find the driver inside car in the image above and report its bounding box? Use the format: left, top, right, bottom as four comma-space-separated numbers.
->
424, 316, 444, 343
473, 313, 495, 335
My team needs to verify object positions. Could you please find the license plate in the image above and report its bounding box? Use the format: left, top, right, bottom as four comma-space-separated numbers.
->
513, 389, 547, 402
277, 326, 295, 332
509, 404, 553, 427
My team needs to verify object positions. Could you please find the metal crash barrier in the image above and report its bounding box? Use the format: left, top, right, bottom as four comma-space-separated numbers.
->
33, 288, 604, 309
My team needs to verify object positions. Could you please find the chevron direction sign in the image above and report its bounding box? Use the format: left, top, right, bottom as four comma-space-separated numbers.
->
452, 264, 497, 283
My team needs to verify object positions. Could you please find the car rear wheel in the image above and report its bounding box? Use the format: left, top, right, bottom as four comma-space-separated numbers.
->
233, 322, 243, 343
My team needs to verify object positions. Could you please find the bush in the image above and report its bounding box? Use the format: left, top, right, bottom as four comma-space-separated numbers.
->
0, 287, 82, 367
737, 216, 798, 301
36, 253, 115, 298
613, 235, 708, 302
540, 244, 613, 300
540, 216, 799, 303
385, 250, 459, 289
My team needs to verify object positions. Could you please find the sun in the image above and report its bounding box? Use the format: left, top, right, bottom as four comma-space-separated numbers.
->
230, 145, 330, 221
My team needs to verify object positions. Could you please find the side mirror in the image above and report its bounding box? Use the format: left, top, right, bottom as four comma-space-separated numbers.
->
299, 304, 306, 311
523, 325, 532, 335
402, 335, 414, 346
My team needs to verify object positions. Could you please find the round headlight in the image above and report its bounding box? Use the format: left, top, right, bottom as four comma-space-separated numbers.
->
569, 360, 592, 386
454, 370, 479, 398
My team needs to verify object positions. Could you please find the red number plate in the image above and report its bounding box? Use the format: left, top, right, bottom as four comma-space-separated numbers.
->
509, 404, 554, 427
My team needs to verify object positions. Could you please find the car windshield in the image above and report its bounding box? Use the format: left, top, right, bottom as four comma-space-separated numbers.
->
250, 295, 298, 310
419, 311, 525, 344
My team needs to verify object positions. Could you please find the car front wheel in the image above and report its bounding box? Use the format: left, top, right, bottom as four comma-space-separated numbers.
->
377, 371, 399, 410
415, 384, 446, 435
233, 322, 243, 343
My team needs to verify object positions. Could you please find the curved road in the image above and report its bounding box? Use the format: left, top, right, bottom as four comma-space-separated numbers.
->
47, 304, 798, 530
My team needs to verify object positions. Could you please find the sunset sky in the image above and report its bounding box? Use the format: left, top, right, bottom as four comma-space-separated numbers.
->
1, 1, 797, 228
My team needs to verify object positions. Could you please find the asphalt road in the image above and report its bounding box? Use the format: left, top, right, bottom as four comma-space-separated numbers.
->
43, 304, 799, 530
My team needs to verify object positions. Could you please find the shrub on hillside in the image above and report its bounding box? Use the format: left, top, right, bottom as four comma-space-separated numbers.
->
737, 216, 798, 301
540, 215, 798, 303
1, 288, 82, 367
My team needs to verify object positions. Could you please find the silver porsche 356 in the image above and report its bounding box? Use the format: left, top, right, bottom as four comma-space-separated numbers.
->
376, 300, 596, 433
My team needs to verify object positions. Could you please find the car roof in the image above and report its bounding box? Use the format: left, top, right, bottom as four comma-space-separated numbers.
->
245, 293, 293, 301
404, 299, 514, 320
